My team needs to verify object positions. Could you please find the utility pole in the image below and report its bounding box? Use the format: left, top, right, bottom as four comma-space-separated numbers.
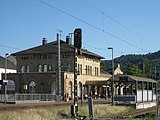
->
5, 53, 9, 80
4, 53, 9, 103
108, 47, 114, 105
74, 48, 78, 117
57, 30, 62, 96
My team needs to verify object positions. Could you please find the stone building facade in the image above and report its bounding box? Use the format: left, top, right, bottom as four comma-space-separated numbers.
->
5, 28, 111, 99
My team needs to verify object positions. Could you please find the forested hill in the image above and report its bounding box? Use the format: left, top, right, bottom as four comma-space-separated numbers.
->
101, 50, 160, 79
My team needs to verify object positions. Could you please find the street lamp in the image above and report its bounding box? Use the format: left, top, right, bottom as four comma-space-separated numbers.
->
5, 53, 10, 80
4, 53, 10, 103
108, 47, 114, 105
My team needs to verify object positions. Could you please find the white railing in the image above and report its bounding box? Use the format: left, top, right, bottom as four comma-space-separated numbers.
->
0, 94, 62, 103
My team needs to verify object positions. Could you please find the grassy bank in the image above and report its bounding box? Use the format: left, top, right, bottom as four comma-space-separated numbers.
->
0, 104, 133, 120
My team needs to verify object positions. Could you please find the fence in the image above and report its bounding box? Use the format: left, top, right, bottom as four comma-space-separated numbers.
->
0, 93, 62, 103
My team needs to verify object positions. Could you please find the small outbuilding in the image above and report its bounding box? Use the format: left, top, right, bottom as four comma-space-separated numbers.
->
109, 75, 157, 109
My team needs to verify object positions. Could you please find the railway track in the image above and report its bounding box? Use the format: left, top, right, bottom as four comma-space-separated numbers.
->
0, 99, 111, 112
0, 99, 156, 120
98, 106, 156, 120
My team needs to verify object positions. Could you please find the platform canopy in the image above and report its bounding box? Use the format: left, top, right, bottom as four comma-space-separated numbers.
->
109, 75, 157, 83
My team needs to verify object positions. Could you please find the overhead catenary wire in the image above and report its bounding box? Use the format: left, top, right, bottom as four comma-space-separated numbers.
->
82, 0, 143, 39
37, 0, 144, 51
82, 0, 160, 49
0, 38, 157, 59
0, 0, 157, 57
0, 44, 21, 51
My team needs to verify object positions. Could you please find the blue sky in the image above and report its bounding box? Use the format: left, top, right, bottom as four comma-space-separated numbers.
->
1, 0, 160, 60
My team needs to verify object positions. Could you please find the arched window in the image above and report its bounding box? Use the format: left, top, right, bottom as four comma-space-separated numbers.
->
88, 66, 90, 75
21, 65, 25, 73
29, 81, 36, 93
80, 64, 82, 74
90, 66, 92, 75
26, 65, 29, 73
95, 67, 98, 76
97, 67, 99, 76
43, 64, 47, 72
38, 65, 42, 72
86, 65, 88, 75
48, 65, 52, 71
68, 81, 72, 98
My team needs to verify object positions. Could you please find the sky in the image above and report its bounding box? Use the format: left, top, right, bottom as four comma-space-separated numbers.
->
0, 0, 160, 60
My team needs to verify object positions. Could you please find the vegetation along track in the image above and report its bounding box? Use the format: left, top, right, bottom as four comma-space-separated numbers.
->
0, 99, 111, 112
98, 106, 156, 119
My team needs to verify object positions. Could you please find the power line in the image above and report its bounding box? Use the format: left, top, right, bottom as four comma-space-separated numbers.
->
82, 0, 160, 49
37, 0, 144, 51
83, 43, 156, 55
82, 0, 143, 39
0, 44, 21, 50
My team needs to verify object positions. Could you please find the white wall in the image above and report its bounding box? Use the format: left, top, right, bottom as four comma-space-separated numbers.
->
0, 68, 16, 80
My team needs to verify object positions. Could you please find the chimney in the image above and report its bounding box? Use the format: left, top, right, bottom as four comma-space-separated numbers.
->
74, 28, 82, 49
66, 36, 71, 45
42, 38, 47, 45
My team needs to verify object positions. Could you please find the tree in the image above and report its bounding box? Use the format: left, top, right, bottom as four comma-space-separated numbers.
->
125, 64, 142, 76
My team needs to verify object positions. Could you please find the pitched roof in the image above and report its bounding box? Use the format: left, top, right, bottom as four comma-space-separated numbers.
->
12, 40, 104, 59
112, 74, 157, 83
12, 40, 73, 55
0, 56, 16, 70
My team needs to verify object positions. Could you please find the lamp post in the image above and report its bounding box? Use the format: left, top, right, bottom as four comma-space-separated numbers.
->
5, 53, 10, 80
4, 53, 10, 103
108, 47, 114, 105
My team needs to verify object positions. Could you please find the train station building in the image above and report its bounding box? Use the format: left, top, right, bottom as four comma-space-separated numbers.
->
5, 28, 112, 100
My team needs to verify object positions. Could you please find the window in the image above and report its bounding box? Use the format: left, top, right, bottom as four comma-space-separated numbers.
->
48, 65, 52, 71
26, 65, 29, 73
38, 65, 42, 72
21, 65, 25, 73
95, 67, 98, 76
88, 66, 90, 75
37, 54, 42, 60
86, 65, 87, 75
43, 54, 47, 60
68, 81, 72, 97
80, 64, 82, 75
90, 66, 92, 75
43, 64, 47, 72
29, 81, 36, 93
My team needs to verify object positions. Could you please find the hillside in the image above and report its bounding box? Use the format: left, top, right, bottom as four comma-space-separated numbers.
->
101, 50, 160, 79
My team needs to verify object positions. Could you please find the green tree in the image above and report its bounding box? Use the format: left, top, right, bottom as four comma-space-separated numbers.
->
126, 65, 142, 76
